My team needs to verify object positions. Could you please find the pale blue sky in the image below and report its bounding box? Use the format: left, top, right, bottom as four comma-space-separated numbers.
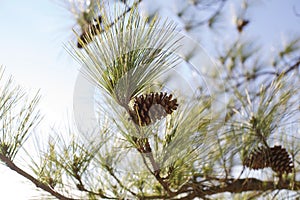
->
0, 0, 79, 125
0, 1, 80, 198
0, 0, 299, 199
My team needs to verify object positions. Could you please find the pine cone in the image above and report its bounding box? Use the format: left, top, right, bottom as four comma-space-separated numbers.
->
129, 92, 178, 126
269, 145, 294, 174
243, 145, 294, 174
243, 146, 270, 170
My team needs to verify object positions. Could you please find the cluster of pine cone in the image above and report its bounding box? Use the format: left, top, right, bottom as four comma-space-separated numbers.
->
243, 145, 294, 174
129, 92, 178, 126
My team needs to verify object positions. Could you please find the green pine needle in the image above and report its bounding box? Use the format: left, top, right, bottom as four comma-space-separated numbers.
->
71, 5, 181, 107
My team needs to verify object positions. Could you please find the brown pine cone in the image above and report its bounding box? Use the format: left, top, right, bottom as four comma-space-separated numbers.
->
129, 92, 178, 126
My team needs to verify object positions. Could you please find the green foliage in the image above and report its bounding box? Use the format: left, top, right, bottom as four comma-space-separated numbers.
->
2, 0, 300, 199
0, 67, 41, 160
72, 8, 180, 107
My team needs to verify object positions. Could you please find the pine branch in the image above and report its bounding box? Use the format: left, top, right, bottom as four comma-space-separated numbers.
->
0, 154, 78, 200
236, 57, 300, 87
139, 139, 175, 196
177, 177, 300, 199
72, 168, 115, 199
281, 57, 300, 76
188, 0, 227, 29
123, 175, 300, 199
77, 0, 143, 48
103, 164, 138, 197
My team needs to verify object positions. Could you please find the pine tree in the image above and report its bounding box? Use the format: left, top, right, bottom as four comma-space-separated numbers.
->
1, 0, 300, 199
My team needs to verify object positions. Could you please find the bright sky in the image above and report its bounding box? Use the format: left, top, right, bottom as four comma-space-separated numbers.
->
0, 0, 299, 199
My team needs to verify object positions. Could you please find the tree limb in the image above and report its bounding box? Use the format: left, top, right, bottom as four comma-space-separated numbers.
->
177, 177, 300, 199
0, 154, 78, 200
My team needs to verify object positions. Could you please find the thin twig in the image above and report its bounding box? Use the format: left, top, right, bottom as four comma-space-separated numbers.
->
189, 0, 227, 29
104, 164, 138, 197
73, 171, 116, 199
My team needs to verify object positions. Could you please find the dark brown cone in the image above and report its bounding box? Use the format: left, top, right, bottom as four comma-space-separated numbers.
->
129, 92, 178, 126
243, 145, 294, 175
243, 146, 270, 170
269, 145, 294, 174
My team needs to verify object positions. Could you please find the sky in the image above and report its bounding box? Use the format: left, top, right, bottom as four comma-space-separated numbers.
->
0, 0, 299, 199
